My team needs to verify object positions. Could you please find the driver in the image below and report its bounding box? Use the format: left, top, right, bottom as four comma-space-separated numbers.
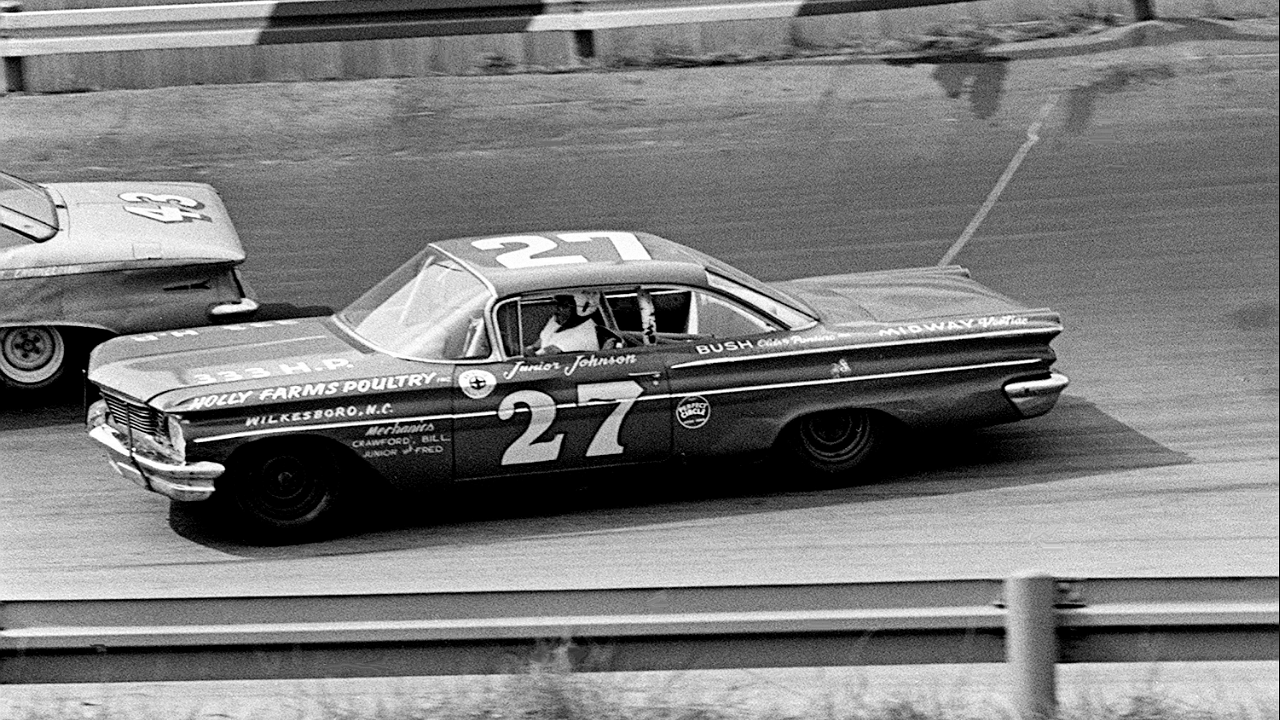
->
531, 291, 602, 355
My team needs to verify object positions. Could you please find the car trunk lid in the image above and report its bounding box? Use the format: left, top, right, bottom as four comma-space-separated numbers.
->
1, 182, 245, 277
774, 266, 1042, 327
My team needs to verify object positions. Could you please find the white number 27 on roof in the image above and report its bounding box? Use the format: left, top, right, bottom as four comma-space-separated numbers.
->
472, 231, 651, 268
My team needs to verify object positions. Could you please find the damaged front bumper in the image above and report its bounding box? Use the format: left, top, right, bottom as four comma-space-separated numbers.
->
87, 400, 223, 502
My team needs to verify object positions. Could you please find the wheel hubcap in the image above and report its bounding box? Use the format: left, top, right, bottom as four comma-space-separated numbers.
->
800, 411, 872, 462
2, 327, 56, 371
251, 456, 326, 521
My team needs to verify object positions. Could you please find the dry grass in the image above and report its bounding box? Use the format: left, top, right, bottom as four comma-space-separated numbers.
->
7, 660, 1277, 720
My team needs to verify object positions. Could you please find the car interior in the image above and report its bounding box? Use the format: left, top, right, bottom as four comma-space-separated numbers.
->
494, 286, 778, 359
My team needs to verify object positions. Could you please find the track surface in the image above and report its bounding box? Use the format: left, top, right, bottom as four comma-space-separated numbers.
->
1, 37, 1276, 599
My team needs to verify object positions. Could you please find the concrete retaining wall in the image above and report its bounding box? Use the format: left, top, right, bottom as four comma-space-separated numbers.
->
12, 0, 1279, 92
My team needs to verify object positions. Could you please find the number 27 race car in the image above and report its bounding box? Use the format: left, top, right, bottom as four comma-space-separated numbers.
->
86, 231, 1068, 543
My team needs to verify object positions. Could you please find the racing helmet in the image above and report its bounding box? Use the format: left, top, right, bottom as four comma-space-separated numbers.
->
572, 291, 601, 318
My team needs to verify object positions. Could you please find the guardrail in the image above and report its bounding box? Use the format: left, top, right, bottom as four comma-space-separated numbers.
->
1, 0, 1160, 92
2, 572, 1276, 718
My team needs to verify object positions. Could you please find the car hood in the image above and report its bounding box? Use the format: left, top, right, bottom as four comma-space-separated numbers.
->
773, 266, 1045, 326
87, 317, 416, 410
1, 181, 245, 278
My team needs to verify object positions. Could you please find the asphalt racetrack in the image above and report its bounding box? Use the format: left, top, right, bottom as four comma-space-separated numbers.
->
0, 33, 1276, 602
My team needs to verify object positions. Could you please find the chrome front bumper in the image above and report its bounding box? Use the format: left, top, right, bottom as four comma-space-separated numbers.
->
1004, 371, 1070, 418
87, 405, 224, 502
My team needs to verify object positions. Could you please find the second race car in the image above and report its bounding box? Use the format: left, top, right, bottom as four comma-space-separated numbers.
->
1, 169, 258, 392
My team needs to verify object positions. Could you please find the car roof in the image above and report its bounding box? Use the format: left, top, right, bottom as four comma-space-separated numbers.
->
431, 231, 712, 298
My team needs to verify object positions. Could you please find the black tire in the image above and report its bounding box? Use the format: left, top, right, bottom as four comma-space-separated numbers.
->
217, 439, 350, 543
782, 409, 886, 481
0, 325, 67, 391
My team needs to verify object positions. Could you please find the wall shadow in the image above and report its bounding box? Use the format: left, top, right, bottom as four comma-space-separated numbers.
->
930, 60, 1009, 120
880, 56, 1011, 121
173, 395, 1191, 559
866, 17, 1275, 124
1064, 63, 1177, 133
952, 18, 1280, 62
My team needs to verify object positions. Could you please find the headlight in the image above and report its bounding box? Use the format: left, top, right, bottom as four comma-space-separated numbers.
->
166, 414, 187, 460
87, 399, 108, 429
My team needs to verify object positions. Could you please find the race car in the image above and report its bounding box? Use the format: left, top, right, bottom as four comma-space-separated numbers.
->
86, 230, 1068, 542
1, 169, 258, 392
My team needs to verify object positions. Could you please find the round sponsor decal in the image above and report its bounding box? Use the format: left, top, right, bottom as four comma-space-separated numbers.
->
458, 369, 497, 399
676, 395, 711, 430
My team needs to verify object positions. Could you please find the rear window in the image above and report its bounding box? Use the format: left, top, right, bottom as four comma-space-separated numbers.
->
707, 272, 816, 329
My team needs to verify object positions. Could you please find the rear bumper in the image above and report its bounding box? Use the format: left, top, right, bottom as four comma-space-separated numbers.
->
87, 402, 223, 502
1004, 371, 1069, 418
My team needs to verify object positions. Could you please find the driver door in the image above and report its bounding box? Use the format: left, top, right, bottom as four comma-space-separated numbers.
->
451, 292, 672, 480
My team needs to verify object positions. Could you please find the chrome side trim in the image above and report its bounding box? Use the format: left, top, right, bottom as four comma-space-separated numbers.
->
196, 412, 455, 444
670, 327, 1061, 370
194, 358, 1041, 443
689, 358, 1042, 398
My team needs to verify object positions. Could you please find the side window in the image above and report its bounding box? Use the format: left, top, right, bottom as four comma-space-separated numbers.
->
651, 290, 693, 333
604, 291, 642, 332
603, 286, 778, 343
496, 292, 617, 357
604, 289, 690, 335
496, 301, 523, 357
496, 298, 557, 357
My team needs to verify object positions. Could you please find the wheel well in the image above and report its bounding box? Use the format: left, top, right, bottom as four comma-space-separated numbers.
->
2, 324, 117, 363
64, 326, 116, 355
1, 323, 113, 341
223, 434, 389, 493
0, 324, 116, 390
774, 407, 904, 448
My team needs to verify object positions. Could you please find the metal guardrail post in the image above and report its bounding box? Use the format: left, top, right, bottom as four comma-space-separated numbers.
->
1006, 572, 1058, 720
1132, 0, 1157, 22
1, 0, 23, 94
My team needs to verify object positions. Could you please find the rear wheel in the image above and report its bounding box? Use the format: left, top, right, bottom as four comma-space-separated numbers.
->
782, 409, 886, 482
0, 326, 67, 391
218, 439, 350, 543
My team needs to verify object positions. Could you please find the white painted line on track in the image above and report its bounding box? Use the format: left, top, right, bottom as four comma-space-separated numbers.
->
938, 101, 1056, 267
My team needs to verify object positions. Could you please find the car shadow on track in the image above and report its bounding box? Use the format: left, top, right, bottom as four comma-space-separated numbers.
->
0, 379, 90, 431
171, 395, 1191, 558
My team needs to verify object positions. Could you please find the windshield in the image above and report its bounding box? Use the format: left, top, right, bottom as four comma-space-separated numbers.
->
338, 248, 493, 361
0, 170, 58, 243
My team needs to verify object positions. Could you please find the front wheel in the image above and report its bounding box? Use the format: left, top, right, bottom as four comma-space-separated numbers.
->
781, 409, 887, 482
0, 326, 67, 391
217, 440, 350, 543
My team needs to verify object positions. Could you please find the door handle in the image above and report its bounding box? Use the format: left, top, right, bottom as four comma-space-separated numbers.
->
628, 371, 662, 379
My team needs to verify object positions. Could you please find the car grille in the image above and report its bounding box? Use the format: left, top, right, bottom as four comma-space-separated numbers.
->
103, 393, 163, 439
